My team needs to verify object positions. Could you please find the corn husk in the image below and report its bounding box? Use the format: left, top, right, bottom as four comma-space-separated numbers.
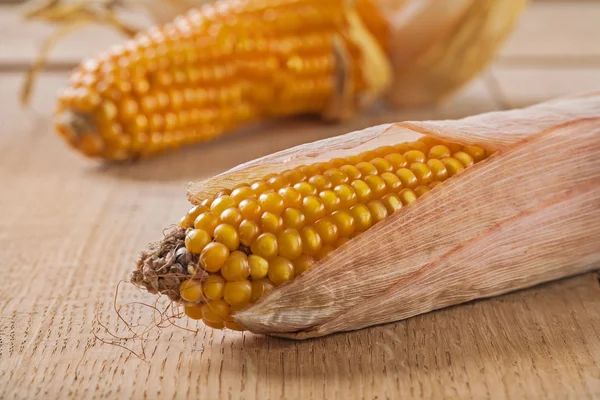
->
186, 92, 600, 338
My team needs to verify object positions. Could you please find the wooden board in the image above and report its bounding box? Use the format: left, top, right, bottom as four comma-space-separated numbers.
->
1, 1, 600, 399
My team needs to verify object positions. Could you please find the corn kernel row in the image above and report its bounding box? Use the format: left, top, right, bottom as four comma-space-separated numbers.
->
177, 137, 489, 330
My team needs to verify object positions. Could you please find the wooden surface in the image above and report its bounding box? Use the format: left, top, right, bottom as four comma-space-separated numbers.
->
1, 2, 600, 399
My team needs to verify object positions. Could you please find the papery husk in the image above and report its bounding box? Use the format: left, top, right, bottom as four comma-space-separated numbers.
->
187, 92, 600, 338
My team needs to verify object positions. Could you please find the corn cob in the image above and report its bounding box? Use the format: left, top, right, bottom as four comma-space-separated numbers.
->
131, 136, 490, 331
54, 0, 389, 161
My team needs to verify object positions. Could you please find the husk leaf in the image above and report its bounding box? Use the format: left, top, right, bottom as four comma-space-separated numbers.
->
185, 93, 600, 338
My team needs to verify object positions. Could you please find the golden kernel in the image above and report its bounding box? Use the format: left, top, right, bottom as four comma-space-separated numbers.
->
442, 157, 465, 176
370, 158, 393, 173
211, 195, 236, 215
251, 180, 271, 195
267, 175, 287, 190
453, 151, 474, 168
293, 254, 315, 275
203, 275, 225, 300
259, 192, 285, 214
301, 196, 326, 222
231, 186, 255, 203
221, 251, 250, 281
340, 165, 361, 181
396, 168, 418, 189
282, 208, 306, 230
179, 279, 203, 302
462, 146, 486, 162
381, 193, 402, 214
213, 223, 240, 251
355, 162, 378, 176
301, 226, 323, 255
268, 257, 295, 286
260, 211, 284, 234
223, 280, 252, 306
294, 182, 317, 197
238, 219, 260, 246
220, 207, 242, 227
410, 163, 433, 185
314, 217, 339, 244
184, 304, 203, 320
315, 244, 334, 261
334, 184, 358, 208
350, 180, 372, 203
199, 242, 230, 272
239, 198, 262, 220
224, 321, 245, 331
384, 153, 407, 169
249, 254, 269, 279
185, 229, 211, 254
415, 185, 431, 197
202, 300, 230, 323
250, 233, 279, 260
404, 150, 426, 164
278, 187, 303, 209
399, 189, 418, 205
429, 145, 451, 159
277, 229, 303, 260
250, 278, 275, 302
323, 168, 348, 186
308, 175, 331, 191
364, 175, 387, 198
367, 200, 388, 224
350, 204, 373, 232
427, 159, 448, 181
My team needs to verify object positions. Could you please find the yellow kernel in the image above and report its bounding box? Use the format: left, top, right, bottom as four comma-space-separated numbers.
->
334, 237, 350, 248
415, 185, 431, 198
186, 205, 209, 225
427, 159, 448, 181
394, 143, 412, 154
268, 257, 295, 286
250, 180, 271, 195
223, 280, 252, 306
308, 175, 331, 192
444, 141, 463, 153
364, 175, 387, 199
334, 184, 358, 208
210, 195, 236, 215
213, 224, 240, 251
429, 181, 443, 189
355, 162, 378, 176
409, 141, 429, 153
215, 189, 232, 197
199, 242, 230, 272
350, 204, 373, 232
329, 158, 346, 168
184, 304, 203, 320
315, 244, 334, 261
250, 278, 275, 302
260, 211, 283, 234
293, 254, 315, 276
278, 187, 302, 209
399, 189, 418, 205
350, 180, 372, 203
319, 190, 341, 213
250, 233, 278, 260
248, 254, 269, 279
384, 153, 407, 169
267, 175, 287, 190
301, 196, 326, 222
368, 200, 388, 224
404, 150, 426, 164
200, 199, 212, 208
380, 172, 402, 192
238, 219, 260, 247
331, 210, 355, 237
282, 208, 306, 230
429, 145, 451, 159
381, 193, 402, 214
185, 229, 211, 254
221, 251, 250, 281
179, 279, 203, 302
259, 192, 285, 214
231, 186, 255, 203
294, 182, 317, 197
396, 168, 418, 189
277, 229, 303, 260
301, 226, 323, 255
374, 146, 396, 157
358, 150, 377, 162
453, 151, 474, 168
323, 169, 348, 186
410, 163, 433, 185
220, 208, 242, 227
442, 157, 465, 176
239, 198, 262, 220
314, 217, 339, 244
202, 299, 230, 323
340, 165, 361, 180
282, 169, 306, 184
298, 164, 321, 177
203, 275, 225, 300
370, 158, 393, 173
462, 146, 486, 162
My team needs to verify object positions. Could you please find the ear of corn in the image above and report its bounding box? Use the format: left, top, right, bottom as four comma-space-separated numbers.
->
133, 134, 491, 330
54, 0, 390, 161
131, 93, 600, 338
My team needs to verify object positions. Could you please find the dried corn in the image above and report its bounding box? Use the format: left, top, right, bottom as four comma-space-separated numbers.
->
54, 0, 388, 161
131, 136, 490, 330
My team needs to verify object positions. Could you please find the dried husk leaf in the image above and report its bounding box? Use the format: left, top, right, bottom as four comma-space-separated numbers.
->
185, 93, 600, 338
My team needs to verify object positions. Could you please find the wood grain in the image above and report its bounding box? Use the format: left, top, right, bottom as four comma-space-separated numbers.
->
1, 1, 600, 399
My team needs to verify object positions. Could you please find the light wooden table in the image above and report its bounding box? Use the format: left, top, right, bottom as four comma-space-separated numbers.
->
1, 2, 599, 399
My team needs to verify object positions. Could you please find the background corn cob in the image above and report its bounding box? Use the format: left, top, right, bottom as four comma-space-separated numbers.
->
54, 0, 389, 160
131, 135, 490, 331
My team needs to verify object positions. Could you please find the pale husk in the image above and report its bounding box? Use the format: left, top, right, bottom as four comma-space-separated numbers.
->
186, 93, 600, 338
